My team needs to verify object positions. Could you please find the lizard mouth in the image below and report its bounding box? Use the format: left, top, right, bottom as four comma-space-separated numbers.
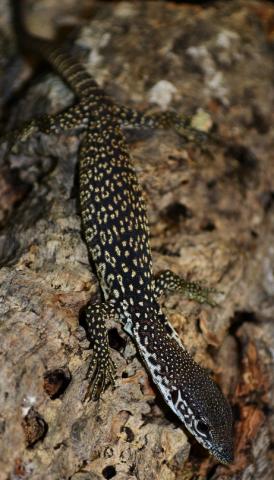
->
212, 446, 234, 465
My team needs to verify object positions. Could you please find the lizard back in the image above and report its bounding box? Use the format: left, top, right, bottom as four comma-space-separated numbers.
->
79, 118, 154, 305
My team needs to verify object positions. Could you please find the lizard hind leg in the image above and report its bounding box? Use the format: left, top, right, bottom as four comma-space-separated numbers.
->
82, 302, 117, 402
154, 269, 219, 307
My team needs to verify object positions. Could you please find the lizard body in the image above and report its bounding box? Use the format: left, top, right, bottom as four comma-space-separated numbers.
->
5, 0, 233, 464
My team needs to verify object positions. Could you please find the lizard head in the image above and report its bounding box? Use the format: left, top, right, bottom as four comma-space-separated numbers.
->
164, 366, 234, 464
133, 308, 234, 464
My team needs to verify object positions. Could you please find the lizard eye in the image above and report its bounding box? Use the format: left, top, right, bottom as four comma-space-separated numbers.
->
196, 420, 210, 435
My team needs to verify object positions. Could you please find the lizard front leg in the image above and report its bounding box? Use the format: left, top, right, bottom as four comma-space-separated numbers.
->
83, 302, 117, 402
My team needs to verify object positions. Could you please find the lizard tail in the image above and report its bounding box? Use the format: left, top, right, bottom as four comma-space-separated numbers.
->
9, 0, 99, 98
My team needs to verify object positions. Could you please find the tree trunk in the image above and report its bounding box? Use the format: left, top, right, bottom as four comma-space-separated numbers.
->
0, 1, 274, 479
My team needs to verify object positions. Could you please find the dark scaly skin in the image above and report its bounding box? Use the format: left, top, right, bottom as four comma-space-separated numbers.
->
4, 0, 234, 464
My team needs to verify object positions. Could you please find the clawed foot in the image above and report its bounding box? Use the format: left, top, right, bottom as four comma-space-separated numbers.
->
155, 270, 221, 307
180, 281, 220, 307
16, 120, 39, 142
173, 112, 210, 145
175, 124, 208, 145
0, 119, 39, 152
153, 110, 210, 145
84, 352, 116, 402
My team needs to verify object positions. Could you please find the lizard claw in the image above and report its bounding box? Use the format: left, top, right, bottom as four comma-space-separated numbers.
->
84, 353, 116, 402
0, 120, 39, 153
19, 120, 39, 142
183, 282, 222, 307
174, 122, 208, 145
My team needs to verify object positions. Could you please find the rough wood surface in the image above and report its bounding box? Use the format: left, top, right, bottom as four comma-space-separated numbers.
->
0, 1, 274, 479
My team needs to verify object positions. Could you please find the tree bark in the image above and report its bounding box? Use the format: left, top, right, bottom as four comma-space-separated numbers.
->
0, 1, 274, 479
